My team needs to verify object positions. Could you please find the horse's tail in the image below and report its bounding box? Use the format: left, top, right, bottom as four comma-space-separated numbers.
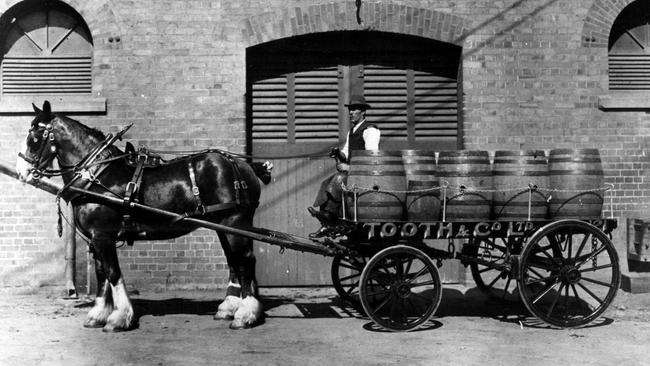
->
248, 161, 273, 185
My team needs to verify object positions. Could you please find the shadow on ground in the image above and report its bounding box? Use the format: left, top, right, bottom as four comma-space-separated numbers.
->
95, 286, 614, 332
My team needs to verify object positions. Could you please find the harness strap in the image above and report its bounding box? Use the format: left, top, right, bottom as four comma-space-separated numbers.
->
120, 151, 147, 245
187, 160, 206, 215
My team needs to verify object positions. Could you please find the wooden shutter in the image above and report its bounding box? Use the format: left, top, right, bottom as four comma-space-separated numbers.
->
608, 3, 650, 90
2, 56, 91, 94
413, 71, 458, 141
1, 7, 93, 95
250, 61, 340, 154
294, 67, 339, 141
363, 64, 459, 149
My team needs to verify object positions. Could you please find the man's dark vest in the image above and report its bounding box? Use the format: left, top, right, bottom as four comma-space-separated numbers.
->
348, 121, 378, 159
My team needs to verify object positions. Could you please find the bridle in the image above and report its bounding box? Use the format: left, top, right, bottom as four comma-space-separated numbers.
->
18, 121, 59, 179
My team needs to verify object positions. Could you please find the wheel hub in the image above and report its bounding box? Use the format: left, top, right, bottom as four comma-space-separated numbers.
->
561, 266, 582, 285
395, 283, 411, 298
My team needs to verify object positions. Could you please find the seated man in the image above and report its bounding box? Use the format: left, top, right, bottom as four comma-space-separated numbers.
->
308, 95, 380, 238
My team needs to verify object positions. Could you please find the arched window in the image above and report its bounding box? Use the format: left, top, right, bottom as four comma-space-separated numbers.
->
0, 0, 103, 113
608, 1, 650, 90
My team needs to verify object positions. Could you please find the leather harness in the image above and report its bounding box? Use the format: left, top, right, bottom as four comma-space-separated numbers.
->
119, 147, 253, 244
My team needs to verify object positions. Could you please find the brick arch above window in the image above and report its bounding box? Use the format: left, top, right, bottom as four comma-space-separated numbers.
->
582, 0, 637, 48
242, 2, 471, 48
0, 0, 120, 114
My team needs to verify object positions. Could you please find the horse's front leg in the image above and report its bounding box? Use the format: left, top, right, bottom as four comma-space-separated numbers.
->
214, 270, 242, 320
92, 232, 135, 332
84, 258, 113, 328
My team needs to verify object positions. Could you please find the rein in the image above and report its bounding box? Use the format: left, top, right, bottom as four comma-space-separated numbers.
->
145, 147, 332, 161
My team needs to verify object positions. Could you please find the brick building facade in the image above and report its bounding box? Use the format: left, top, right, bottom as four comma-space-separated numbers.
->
0, 0, 648, 292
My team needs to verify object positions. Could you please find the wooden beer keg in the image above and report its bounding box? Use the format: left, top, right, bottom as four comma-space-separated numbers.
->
492, 150, 549, 220
401, 150, 437, 184
401, 150, 440, 221
406, 180, 441, 221
548, 148, 605, 219
346, 150, 406, 221
437, 150, 492, 221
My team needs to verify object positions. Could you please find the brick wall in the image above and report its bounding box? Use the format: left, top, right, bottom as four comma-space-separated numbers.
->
0, 0, 646, 291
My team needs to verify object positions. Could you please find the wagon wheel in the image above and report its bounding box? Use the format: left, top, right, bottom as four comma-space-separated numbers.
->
468, 237, 522, 302
331, 254, 366, 305
518, 220, 620, 328
359, 245, 442, 331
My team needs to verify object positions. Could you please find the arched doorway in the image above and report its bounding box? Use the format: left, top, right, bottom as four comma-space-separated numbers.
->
247, 31, 463, 285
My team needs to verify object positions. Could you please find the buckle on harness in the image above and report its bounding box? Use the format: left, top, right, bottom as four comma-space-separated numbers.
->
126, 181, 138, 194
192, 186, 200, 196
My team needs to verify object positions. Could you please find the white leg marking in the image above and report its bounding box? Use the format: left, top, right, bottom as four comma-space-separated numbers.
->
216, 295, 242, 320
104, 278, 134, 332
231, 296, 262, 329
84, 287, 113, 328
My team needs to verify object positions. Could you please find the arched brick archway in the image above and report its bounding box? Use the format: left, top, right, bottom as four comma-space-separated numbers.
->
242, 1, 471, 47
582, 0, 637, 48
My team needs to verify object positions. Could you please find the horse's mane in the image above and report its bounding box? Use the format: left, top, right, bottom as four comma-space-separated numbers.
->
56, 113, 106, 141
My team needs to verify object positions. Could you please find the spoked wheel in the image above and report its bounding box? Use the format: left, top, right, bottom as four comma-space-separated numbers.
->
468, 237, 521, 302
359, 245, 442, 332
518, 220, 620, 328
331, 254, 366, 305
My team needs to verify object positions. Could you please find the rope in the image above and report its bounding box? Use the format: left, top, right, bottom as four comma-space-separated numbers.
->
145, 147, 331, 160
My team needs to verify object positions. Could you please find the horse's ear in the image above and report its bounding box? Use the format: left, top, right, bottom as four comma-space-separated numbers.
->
32, 103, 42, 115
42, 101, 51, 116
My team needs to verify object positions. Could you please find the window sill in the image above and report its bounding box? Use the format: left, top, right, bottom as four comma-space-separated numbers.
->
599, 92, 650, 111
0, 95, 106, 114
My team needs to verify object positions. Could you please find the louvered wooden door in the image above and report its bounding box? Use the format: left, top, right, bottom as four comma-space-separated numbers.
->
248, 33, 462, 286
1, 6, 92, 95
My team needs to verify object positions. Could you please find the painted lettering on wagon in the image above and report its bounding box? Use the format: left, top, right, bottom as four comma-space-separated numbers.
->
363, 221, 536, 240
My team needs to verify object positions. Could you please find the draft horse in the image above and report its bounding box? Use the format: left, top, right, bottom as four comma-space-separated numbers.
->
16, 101, 271, 331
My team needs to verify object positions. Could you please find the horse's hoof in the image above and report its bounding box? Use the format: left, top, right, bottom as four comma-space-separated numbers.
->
83, 319, 105, 328
229, 320, 251, 330
102, 323, 128, 333
214, 311, 234, 321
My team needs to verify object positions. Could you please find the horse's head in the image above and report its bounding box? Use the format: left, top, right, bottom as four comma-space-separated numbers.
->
16, 101, 58, 182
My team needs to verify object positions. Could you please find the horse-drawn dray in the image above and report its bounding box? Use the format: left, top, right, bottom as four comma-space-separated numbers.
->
9, 102, 621, 332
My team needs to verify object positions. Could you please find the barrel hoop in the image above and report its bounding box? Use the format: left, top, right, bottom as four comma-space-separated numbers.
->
403, 159, 437, 164
356, 201, 405, 208
404, 169, 437, 175
550, 148, 600, 155
349, 170, 406, 176
350, 160, 404, 166
437, 159, 491, 164
493, 159, 547, 165
548, 157, 602, 163
352, 150, 403, 157
437, 171, 492, 177
492, 170, 549, 176
493, 201, 548, 207
445, 200, 491, 206
547, 169, 603, 175
495, 150, 546, 157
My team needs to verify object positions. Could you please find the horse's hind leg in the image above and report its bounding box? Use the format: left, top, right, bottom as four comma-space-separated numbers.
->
90, 232, 135, 332
216, 230, 262, 329
84, 258, 113, 328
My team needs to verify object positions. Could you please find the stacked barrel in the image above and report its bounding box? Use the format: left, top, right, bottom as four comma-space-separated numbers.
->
343, 149, 606, 221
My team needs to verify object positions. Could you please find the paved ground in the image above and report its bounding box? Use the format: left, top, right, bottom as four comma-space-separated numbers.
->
1, 285, 649, 366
